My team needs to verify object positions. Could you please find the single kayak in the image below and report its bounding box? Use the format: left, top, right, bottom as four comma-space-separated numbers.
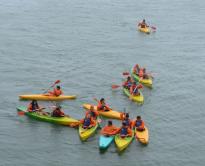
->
131, 69, 153, 88
17, 106, 79, 126
138, 26, 151, 34
99, 135, 114, 150
19, 94, 76, 101
83, 104, 122, 120
115, 130, 134, 152
135, 126, 149, 144
123, 88, 144, 103
79, 119, 98, 141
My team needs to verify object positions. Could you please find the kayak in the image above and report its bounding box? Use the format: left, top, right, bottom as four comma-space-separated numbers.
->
99, 135, 114, 150
16, 106, 79, 126
135, 126, 149, 144
131, 72, 153, 88
19, 94, 76, 101
138, 26, 151, 34
79, 119, 98, 141
83, 104, 122, 120
123, 88, 144, 103
115, 130, 134, 152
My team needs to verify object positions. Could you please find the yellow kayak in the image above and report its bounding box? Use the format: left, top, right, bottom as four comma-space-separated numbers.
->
135, 126, 149, 144
19, 94, 76, 101
115, 130, 134, 152
138, 26, 151, 34
123, 88, 144, 103
83, 104, 122, 120
78, 119, 98, 141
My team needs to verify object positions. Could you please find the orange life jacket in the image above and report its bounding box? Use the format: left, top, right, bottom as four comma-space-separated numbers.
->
53, 88, 63, 96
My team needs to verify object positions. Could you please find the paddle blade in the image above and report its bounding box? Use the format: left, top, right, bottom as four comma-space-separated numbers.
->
54, 80, 61, 84
151, 26, 156, 30
17, 111, 25, 116
122, 72, 130, 76
112, 85, 121, 89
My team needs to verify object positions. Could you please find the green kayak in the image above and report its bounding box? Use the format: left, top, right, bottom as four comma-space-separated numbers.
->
17, 106, 79, 127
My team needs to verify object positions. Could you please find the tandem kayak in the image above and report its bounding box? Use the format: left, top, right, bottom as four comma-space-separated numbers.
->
19, 94, 76, 101
135, 126, 149, 144
115, 130, 134, 152
79, 119, 98, 141
83, 104, 122, 120
123, 88, 144, 103
131, 69, 153, 88
138, 26, 151, 34
99, 135, 114, 150
17, 106, 79, 126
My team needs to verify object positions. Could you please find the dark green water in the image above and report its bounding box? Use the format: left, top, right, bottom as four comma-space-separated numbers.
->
0, 0, 205, 165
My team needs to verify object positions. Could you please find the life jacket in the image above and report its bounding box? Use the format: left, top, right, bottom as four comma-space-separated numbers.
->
97, 102, 109, 111
29, 103, 39, 112
139, 69, 144, 77
53, 89, 62, 96
83, 117, 91, 127
135, 120, 142, 127
124, 119, 131, 127
120, 127, 128, 135
131, 84, 138, 94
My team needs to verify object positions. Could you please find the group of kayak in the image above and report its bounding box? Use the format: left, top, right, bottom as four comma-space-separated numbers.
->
17, 78, 150, 152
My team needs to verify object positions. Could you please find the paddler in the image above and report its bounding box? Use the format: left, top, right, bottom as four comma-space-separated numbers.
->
132, 116, 145, 131
138, 19, 148, 28
85, 105, 99, 120
130, 82, 140, 96
27, 100, 45, 112
121, 113, 132, 129
100, 120, 120, 136
119, 121, 132, 138
94, 98, 110, 112
48, 85, 63, 97
80, 114, 96, 129
123, 76, 133, 90
133, 64, 140, 75
52, 106, 65, 117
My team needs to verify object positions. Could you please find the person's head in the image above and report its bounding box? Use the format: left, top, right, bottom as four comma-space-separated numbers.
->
125, 113, 129, 118
100, 98, 105, 103
143, 19, 145, 23
108, 120, 113, 126
122, 121, 127, 127
32, 100, 37, 105
135, 64, 139, 68
127, 76, 131, 81
56, 106, 62, 110
137, 116, 141, 120
56, 85, 61, 90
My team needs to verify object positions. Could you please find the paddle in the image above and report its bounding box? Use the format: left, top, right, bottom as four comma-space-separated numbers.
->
111, 84, 121, 89
43, 80, 61, 94
122, 72, 130, 76
17, 107, 46, 116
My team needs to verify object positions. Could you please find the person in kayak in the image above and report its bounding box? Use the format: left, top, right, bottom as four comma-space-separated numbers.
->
85, 105, 99, 120
123, 76, 133, 90
130, 82, 140, 96
48, 85, 63, 97
80, 114, 96, 129
52, 106, 65, 117
94, 98, 110, 112
121, 113, 132, 129
100, 120, 120, 136
119, 121, 132, 138
138, 19, 148, 28
132, 116, 145, 131
133, 64, 140, 75
27, 100, 45, 112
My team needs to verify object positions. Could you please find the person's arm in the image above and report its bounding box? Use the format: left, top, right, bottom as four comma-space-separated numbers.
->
128, 128, 133, 137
